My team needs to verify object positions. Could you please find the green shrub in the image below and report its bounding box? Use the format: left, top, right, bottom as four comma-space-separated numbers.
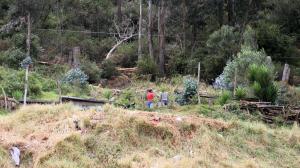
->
217, 91, 232, 105
235, 87, 247, 100
100, 60, 119, 79
137, 57, 158, 76
175, 77, 198, 105
102, 89, 113, 101
81, 60, 101, 83
116, 89, 135, 108
12, 90, 23, 100
0, 48, 26, 68
248, 64, 278, 103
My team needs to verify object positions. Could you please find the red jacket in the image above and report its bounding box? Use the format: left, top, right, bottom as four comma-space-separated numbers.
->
146, 92, 155, 101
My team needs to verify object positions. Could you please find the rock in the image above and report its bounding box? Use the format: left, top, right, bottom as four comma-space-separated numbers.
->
172, 155, 182, 161
10, 146, 20, 167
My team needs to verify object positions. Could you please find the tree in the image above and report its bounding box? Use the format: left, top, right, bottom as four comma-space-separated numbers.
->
138, 0, 143, 60
158, 0, 166, 75
147, 0, 154, 60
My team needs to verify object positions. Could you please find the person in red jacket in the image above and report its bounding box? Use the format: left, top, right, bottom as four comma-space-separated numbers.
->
146, 89, 155, 108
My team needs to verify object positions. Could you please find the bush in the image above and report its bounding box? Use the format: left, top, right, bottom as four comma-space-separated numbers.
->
62, 68, 88, 86
137, 57, 158, 76
102, 89, 113, 101
248, 64, 278, 103
81, 60, 101, 83
235, 87, 247, 100
217, 91, 232, 105
100, 60, 119, 79
0, 48, 26, 68
176, 77, 198, 105
116, 89, 135, 108
0, 67, 44, 99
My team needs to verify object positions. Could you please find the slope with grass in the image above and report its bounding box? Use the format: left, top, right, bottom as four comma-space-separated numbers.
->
0, 104, 300, 168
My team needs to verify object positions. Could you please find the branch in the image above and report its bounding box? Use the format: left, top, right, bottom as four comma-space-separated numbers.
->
105, 34, 138, 60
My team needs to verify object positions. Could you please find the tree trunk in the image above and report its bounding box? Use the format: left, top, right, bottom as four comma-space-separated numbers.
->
182, 0, 187, 53
24, 13, 31, 106
227, 0, 235, 26
218, 0, 224, 27
138, 0, 143, 61
158, 0, 166, 75
117, 0, 122, 23
147, 0, 154, 60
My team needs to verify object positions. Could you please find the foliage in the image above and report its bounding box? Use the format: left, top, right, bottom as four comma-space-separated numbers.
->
62, 68, 88, 86
100, 60, 119, 79
116, 89, 135, 108
217, 26, 274, 87
102, 89, 113, 101
137, 57, 158, 76
204, 26, 240, 82
0, 66, 54, 99
255, 21, 299, 64
235, 87, 247, 100
217, 90, 232, 106
80, 60, 101, 84
248, 64, 278, 103
20, 56, 33, 68
0, 48, 26, 68
176, 77, 198, 105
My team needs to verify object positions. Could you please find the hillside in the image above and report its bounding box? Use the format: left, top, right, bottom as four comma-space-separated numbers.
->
0, 104, 299, 168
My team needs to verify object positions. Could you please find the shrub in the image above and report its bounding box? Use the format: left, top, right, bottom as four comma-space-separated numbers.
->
0, 67, 44, 98
137, 57, 158, 76
116, 89, 135, 108
217, 90, 232, 106
176, 77, 198, 105
81, 60, 101, 83
235, 87, 247, 100
248, 64, 278, 103
102, 89, 113, 101
62, 68, 88, 86
100, 60, 119, 79
0, 48, 26, 68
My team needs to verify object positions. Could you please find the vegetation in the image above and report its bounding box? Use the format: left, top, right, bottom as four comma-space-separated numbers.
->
0, 104, 299, 168
248, 64, 278, 103
0, 1, 300, 167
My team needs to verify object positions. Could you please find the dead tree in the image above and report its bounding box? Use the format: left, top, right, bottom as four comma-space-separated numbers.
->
106, 19, 137, 60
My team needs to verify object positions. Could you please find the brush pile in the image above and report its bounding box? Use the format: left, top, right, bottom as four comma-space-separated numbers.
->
240, 101, 300, 124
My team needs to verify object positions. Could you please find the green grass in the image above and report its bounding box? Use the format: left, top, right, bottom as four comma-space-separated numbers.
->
35, 91, 59, 101
0, 109, 8, 116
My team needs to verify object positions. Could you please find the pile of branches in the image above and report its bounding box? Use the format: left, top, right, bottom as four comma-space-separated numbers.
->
240, 101, 300, 124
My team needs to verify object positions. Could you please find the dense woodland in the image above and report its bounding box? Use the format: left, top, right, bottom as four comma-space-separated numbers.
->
0, 0, 300, 100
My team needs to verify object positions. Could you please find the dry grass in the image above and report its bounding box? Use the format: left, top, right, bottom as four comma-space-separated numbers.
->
0, 104, 300, 168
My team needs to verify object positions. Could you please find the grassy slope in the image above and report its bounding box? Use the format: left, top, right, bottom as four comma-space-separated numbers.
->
0, 104, 300, 168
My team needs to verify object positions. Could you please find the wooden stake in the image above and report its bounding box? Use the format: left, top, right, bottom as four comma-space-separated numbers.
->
1, 87, 7, 110
197, 62, 201, 104
233, 67, 237, 96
